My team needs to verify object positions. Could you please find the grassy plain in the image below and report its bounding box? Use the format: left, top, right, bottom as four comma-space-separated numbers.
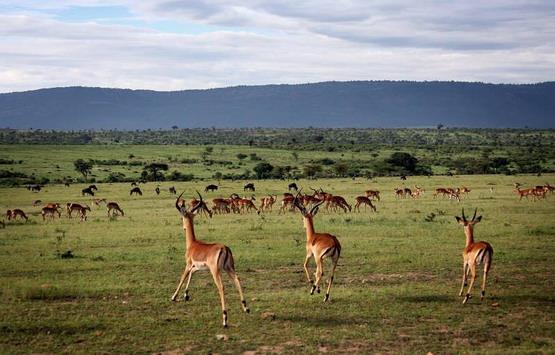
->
0, 147, 554, 353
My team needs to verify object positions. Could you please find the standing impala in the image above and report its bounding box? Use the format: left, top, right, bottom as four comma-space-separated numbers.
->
293, 196, 341, 302
455, 208, 493, 304
172, 192, 249, 327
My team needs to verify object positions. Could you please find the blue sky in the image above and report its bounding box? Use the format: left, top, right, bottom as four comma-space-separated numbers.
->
0, 1, 554, 92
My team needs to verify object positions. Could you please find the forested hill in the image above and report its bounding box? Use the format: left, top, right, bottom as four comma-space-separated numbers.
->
1, 81, 554, 129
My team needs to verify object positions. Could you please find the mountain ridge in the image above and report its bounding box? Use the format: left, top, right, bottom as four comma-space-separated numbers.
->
1, 81, 554, 129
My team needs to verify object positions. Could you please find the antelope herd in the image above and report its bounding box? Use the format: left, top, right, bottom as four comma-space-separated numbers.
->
3, 178, 553, 327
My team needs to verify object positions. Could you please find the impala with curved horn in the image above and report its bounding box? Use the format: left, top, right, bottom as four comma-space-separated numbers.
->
455, 208, 493, 304
172, 191, 249, 327
293, 191, 341, 302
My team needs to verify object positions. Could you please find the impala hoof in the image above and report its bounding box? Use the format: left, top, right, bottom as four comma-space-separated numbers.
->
324, 294, 330, 302
310, 285, 316, 295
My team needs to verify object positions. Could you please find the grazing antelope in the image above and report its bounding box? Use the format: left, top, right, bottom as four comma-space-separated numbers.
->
41, 206, 61, 220
82, 187, 95, 196
459, 186, 470, 197
279, 195, 295, 214
364, 189, 380, 201
32, 200, 42, 207
544, 183, 555, 194
238, 196, 259, 214
107, 202, 124, 218
186, 198, 213, 218
259, 195, 277, 213
172, 192, 249, 327
91, 198, 107, 207
455, 208, 493, 304
130, 187, 143, 196
354, 196, 376, 212
326, 195, 351, 213
44, 202, 61, 210
155, 187, 161, 195
288, 182, 298, 191
7, 209, 28, 221
244, 183, 255, 192
394, 187, 405, 199
169, 186, 177, 195
293, 196, 341, 302
212, 198, 231, 214
66, 203, 91, 221
433, 188, 450, 199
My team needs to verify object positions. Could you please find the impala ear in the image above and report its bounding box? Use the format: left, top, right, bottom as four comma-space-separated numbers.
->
312, 206, 320, 216
455, 216, 463, 224
474, 215, 482, 223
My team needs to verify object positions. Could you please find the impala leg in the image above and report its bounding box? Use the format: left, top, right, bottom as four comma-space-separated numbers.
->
227, 270, 249, 313
211, 269, 228, 327
463, 264, 477, 304
312, 257, 324, 295
171, 264, 193, 301
481, 256, 491, 301
303, 253, 312, 284
324, 255, 339, 302
183, 266, 196, 301
459, 263, 468, 297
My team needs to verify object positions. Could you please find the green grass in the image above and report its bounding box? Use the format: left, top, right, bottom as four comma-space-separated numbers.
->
1, 151, 554, 353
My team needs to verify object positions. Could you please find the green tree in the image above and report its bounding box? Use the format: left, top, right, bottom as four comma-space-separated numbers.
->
74, 159, 93, 178
387, 152, 418, 172
253, 162, 274, 179
143, 163, 169, 181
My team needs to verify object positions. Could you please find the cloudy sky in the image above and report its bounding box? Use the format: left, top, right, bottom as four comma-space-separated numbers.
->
1, 0, 554, 93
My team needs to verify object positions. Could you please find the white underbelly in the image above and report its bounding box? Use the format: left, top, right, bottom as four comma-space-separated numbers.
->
192, 261, 209, 271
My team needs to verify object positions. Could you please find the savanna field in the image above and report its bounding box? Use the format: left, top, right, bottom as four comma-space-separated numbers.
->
1, 144, 554, 354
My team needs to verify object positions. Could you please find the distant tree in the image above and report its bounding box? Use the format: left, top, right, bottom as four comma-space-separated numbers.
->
303, 164, 323, 178
253, 162, 274, 179
74, 159, 93, 178
143, 162, 169, 181
437, 124, 444, 130
236, 153, 247, 160
386, 152, 418, 172
334, 162, 349, 177
172, 125, 179, 130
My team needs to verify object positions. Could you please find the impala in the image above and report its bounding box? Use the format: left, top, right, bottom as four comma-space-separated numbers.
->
7, 209, 28, 221
107, 202, 124, 217
91, 198, 107, 207
130, 187, 143, 196
455, 208, 493, 304
66, 203, 91, 221
293, 196, 341, 302
354, 196, 376, 212
364, 189, 380, 201
259, 195, 277, 212
172, 192, 249, 327
514, 187, 535, 201
41, 206, 61, 220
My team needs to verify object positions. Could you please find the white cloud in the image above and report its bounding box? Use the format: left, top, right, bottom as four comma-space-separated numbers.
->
0, 1, 554, 93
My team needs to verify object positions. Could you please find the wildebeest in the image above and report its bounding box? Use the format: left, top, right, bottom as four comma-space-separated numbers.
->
205, 184, 218, 192
244, 183, 255, 192
288, 183, 298, 191
27, 184, 41, 192
82, 187, 95, 196
169, 186, 177, 194
155, 187, 160, 195
130, 187, 143, 196
89, 184, 98, 191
